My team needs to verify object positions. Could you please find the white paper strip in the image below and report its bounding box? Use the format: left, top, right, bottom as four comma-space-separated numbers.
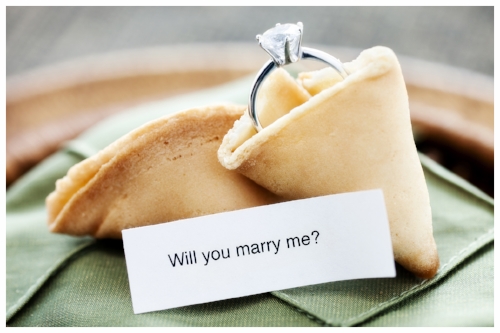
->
123, 189, 395, 314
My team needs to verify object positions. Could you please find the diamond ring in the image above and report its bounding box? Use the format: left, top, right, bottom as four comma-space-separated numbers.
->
248, 22, 349, 131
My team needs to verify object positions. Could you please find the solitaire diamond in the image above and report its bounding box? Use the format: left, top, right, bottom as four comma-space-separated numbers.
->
258, 23, 303, 66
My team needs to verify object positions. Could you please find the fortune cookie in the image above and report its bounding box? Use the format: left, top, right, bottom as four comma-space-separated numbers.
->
46, 105, 281, 239
218, 46, 440, 279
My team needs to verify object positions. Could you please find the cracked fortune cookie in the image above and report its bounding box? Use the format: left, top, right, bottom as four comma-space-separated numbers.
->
46, 105, 282, 239
218, 46, 440, 279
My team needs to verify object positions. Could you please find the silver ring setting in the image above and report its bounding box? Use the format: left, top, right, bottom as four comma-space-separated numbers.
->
248, 22, 349, 132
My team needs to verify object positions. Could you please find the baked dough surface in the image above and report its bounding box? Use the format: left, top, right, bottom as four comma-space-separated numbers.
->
47, 105, 281, 239
218, 47, 439, 279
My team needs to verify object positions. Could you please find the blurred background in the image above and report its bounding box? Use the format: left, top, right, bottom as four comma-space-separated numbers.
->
6, 6, 494, 195
6, 7, 494, 76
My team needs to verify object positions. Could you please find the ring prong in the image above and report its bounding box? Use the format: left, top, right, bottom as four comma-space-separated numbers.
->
276, 23, 281, 27
284, 37, 292, 65
297, 22, 303, 29
256, 34, 261, 41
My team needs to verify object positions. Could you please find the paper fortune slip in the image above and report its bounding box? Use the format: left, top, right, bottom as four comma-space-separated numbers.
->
123, 189, 396, 314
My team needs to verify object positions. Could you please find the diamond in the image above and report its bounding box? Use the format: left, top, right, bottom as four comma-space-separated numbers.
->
258, 23, 302, 66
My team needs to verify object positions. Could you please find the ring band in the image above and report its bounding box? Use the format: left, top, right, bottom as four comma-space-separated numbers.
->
248, 22, 349, 132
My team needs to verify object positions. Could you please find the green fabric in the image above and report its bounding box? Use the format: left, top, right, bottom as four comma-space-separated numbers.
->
6, 76, 493, 327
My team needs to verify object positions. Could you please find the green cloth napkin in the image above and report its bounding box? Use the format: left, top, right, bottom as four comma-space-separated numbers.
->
6, 76, 493, 326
